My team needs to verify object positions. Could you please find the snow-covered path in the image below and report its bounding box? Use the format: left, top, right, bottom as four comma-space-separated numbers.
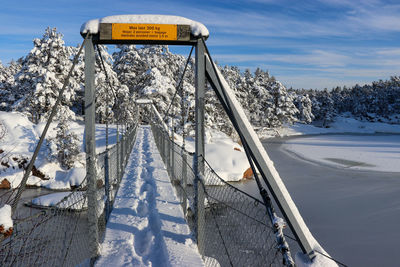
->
95, 126, 204, 267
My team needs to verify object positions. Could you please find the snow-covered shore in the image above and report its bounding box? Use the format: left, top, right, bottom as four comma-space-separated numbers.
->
0, 111, 119, 189
0, 111, 252, 189
260, 115, 400, 138
282, 134, 400, 172
260, 115, 400, 173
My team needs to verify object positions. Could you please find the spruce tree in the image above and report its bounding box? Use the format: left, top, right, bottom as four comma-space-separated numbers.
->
12, 27, 77, 123
46, 109, 80, 169
268, 78, 298, 127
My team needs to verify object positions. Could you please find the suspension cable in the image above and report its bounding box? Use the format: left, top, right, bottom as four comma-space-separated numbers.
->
95, 44, 117, 151
11, 34, 89, 214
180, 72, 187, 149
162, 45, 194, 122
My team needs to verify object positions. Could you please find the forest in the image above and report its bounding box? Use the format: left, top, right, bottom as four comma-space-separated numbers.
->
1, 27, 400, 140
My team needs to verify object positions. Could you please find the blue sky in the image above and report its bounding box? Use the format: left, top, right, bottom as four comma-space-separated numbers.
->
1, 0, 400, 89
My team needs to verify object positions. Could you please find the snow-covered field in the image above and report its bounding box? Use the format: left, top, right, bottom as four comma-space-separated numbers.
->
0, 111, 118, 189
175, 128, 251, 182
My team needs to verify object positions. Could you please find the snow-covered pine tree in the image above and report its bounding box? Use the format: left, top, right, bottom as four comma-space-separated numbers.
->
315, 89, 336, 126
221, 65, 246, 104
180, 81, 196, 136
12, 27, 77, 123
47, 107, 80, 169
295, 94, 314, 124
138, 45, 193, 129
69, 43, 136, 124
350, 84, 369, 119
241, 69, 255, 123
247, 68, 273, 127
267, 77, 298, 127
203, 65, 241, 137
113, 45, 145, 99
0, 61, 10, 110
387, 77, 400, 118
113, 45, 196, 133
0, 59, 22, 111
331, 86, 345, 114
94, 45, 119, 124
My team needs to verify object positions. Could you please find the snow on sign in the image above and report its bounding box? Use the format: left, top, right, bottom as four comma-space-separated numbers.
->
99, 23, 191, 41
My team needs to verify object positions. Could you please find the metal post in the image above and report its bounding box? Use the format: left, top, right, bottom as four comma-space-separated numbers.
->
104, 150, 110, 221
164, 132, 168, 164
197, 181, 205, 256
137, 103, 140, 124
116, 125, 120, 181
194, 39, 205, 250
84, 34, 99, 262
171, 127, 175, 179
182, 151, 187, 217
160, 130, 163, 161
166, 133, 171, 175
121, 134, 125, 169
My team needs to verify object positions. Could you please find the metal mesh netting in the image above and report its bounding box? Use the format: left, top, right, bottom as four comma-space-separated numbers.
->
0, 185, 90, 267
0, 124, 138, 267
96, 125, 138, 238
151, 123, 302, 267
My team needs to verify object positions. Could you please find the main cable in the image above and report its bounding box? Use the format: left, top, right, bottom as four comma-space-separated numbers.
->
162, 45, 194, 122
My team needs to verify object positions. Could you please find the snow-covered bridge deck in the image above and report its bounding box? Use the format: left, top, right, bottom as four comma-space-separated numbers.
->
95, 126, 204, 266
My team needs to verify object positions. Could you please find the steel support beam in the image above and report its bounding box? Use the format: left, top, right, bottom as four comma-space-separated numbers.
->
205, 55, 315, 259
194, 39, 206, 253
194, 40, 206, 176
84, 34, 99, 262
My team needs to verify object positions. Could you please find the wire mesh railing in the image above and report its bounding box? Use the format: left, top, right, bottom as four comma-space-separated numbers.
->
151, 122, 302, 267
0, 123, 138, 267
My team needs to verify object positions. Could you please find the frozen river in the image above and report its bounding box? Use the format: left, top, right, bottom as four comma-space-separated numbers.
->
254, 134, 400, 266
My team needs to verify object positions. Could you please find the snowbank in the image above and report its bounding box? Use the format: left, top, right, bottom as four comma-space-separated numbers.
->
81, 14, 209, 37
175, 128, 251, 183
256, 114, 400, 172
0, 204, 13, 230
0, 111, 115, 189
30, 192, 87, 210
260, 115, 400, 139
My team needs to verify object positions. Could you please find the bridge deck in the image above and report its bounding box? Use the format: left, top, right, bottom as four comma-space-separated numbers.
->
95, 125, 204, 266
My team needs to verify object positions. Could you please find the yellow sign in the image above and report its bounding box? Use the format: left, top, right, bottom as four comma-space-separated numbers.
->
112, 23, 178, 41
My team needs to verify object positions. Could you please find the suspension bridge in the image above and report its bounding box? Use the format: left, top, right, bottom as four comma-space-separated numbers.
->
0, 15, 344, 267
